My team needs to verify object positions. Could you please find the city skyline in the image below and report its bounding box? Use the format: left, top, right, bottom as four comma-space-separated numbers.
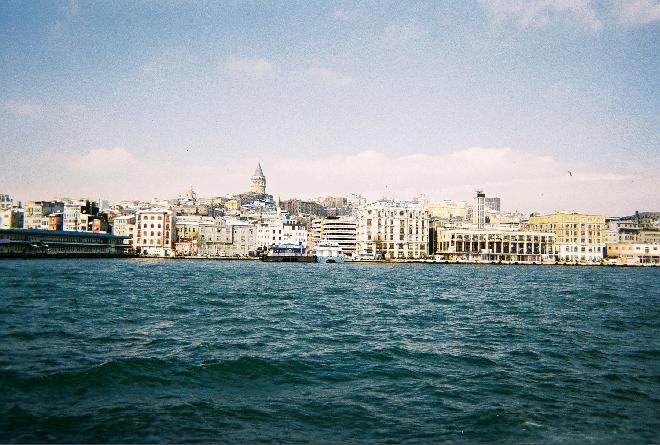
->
1, 1, 659, 215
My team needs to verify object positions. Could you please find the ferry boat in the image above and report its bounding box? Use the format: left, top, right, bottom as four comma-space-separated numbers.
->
261, 243, 316, 262
314, 240, 344, 264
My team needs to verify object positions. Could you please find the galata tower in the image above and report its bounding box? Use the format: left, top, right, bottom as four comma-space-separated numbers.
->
250, 163, 266, 194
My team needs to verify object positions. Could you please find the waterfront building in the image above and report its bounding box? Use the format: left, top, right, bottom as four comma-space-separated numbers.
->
134, 209, 175, 256
606, 243, 660, 265
24, 201, 64, 230
472, 191, 486, 228
226, 221, 257, 256
175, 217, 212, 242
255, 219, 308, 250
310, 216, 357, 256
175, 239, 198, 256
434, 227, 555, 262
0, 228, 129, 258
528, 211, 605, 263
111, 215, 135, 245
198, 219, 232, 256
251, 163, 266, 194
356, 201, 429, 259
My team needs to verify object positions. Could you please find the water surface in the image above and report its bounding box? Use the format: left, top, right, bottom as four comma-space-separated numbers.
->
0, 259, 658, 443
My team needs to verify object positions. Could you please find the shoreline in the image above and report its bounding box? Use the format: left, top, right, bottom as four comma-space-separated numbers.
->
0, 254, 657, 266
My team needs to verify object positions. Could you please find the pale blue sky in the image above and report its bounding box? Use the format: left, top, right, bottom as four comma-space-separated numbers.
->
1, 1, 658, 214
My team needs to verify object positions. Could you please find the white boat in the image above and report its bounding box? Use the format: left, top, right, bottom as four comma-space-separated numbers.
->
314, 240, 344, 264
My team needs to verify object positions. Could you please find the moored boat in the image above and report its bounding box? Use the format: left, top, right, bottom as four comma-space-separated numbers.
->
314, 240, 344, 264
261, 243, 317, 262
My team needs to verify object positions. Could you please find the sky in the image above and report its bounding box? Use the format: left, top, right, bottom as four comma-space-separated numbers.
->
0, 0, 658, 215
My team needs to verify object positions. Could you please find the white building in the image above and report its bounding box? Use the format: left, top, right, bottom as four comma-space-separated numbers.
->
134, 209, 175, 256
63, 202, 82, 231
435, 227, 555, 263
310, 216, 357, 256
356, 201, 429, 259
256, 219, 308, 250
112, 215, 135, 245
472, 191, 486, 228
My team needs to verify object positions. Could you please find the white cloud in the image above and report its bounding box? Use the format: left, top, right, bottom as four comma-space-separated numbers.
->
613, 0, 660, 26
1, 100, 45, 117
7, 147, 658, 216
255, 148, 654, 215
67, 147, 135, 170
482, 0, 603, 31
306, 67, 354, 88
225, 57, 274, 78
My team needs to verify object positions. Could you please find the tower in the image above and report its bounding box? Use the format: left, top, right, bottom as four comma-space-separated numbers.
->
473, 190, 485, 228
251, 163, 266, 194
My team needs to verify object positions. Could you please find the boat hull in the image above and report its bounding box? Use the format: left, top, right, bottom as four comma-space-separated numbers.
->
317, 255, 345, 264
261, 255, 317, 263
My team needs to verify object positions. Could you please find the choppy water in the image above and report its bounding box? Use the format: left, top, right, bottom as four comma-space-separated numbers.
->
0, 259, 658, 443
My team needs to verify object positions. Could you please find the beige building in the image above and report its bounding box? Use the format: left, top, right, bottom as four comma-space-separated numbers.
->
112, 215, 135, 245
310, 216, 357, 256
134, 209, 175, 256
528, 212, 605, 263
606, 243, 660, 265
425, 200, 469, 220
0, 194, 23, 229
24, 201, 63, 229
435, 227, 555, 262
198, 219, 232, 256
356, 201, 429, 259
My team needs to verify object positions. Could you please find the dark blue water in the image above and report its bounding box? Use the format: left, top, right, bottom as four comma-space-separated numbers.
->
0, 259, 658, 443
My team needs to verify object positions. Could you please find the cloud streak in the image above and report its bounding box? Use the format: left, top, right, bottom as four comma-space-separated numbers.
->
1, 100, 46, 117
306, 67, 354, 88
225, 57, 275, 78
482, 0, 603, 31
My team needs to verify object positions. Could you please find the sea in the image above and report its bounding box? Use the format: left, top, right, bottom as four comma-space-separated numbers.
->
0, 259, 658, 443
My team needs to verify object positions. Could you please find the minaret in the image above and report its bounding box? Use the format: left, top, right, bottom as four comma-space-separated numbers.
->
251, 163, 266, 194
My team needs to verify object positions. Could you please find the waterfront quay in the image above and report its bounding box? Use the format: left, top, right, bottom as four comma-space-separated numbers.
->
0, 229, 129, 258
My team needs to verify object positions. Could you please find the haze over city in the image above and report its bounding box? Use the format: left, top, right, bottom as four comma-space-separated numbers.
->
1, 1, 658, 215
